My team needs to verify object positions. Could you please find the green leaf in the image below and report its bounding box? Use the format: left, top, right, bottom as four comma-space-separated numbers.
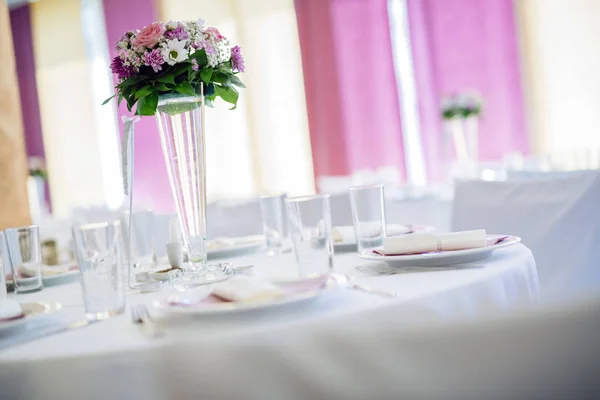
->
214, 84, 238, 105
117, 75, 147, 89
229, 75, 246, 88
154, 82, 171, 91
204, 83, 215, 97
172, 62, 191, 75
117, 93, 124, 106
156, 73, 175, 85
102, 93, 117, 105
189, 49, 208, 68
136, 92, 159, 116
174, 81, 197, 96
134, 85, 155, 99
212, 72, 231, 88
200, 68, 213, 84
126, 94, 136, 112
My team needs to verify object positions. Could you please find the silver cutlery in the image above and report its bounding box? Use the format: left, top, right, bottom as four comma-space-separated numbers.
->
131, 304, 164, 338
355, 263, 485, 276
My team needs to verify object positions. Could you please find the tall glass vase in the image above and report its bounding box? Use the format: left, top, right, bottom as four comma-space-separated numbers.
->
155, 90, 229, 284
444, 116, 479, 179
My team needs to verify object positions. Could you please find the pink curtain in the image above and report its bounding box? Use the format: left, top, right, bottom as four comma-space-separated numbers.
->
295, 0, 405, 188
10, 5, 51, 210
407, 0, 528, 180
10, 5, 44, 159
103, 0, 174, 212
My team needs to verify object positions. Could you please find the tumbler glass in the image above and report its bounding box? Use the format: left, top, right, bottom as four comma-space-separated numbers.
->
5, 225, 44, 294
72, 221, 125, 320
259, 193, 291, 255
349, 184, 387, 252
286, 195, 334, 277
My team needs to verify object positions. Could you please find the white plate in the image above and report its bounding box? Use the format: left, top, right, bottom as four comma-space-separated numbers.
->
358, 235, 521, 267
6, 269, 80, 290
153, 275, 332, 316
207, 241, 263, 260
334, 225, 436, 253
0, 302, 62, 334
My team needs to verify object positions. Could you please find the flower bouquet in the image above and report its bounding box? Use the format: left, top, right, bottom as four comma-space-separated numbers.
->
441, 91, 482, 177
441, 90, 482, 120
104, 19, 245, 115
106, 20, 245, 283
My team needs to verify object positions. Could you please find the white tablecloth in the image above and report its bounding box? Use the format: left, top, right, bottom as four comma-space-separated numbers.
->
0, 244, 538, 399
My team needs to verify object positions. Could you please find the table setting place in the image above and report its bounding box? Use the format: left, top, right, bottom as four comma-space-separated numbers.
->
0, 182, 528, 355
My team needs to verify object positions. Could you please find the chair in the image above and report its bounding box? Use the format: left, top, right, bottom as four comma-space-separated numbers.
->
451, 171, 600, 299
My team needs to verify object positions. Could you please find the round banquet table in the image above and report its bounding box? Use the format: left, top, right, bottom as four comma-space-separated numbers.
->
0, 244, 538, 399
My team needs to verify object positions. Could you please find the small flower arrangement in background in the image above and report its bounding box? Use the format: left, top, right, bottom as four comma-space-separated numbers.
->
441, 90, 482, 120
104, 19, 245, 115
28, 157, 47, 180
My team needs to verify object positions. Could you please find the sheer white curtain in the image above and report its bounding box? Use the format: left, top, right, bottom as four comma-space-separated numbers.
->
31, 0, 121, 217
517, 0, 600, 164
160, 0, 315, 201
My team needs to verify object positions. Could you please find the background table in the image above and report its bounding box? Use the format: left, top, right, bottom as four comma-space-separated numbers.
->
0, 244, 538, 399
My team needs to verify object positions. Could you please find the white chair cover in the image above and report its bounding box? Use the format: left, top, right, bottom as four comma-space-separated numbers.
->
451, 171, 600, 299
207, 198, 262, 239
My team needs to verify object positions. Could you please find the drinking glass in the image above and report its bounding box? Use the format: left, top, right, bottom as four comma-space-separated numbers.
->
349, 184, 387, 252
122, 210, 155, 268
0, 232, 8, 298
5, 225, 44, 293
286, 195, 334, 277
259, 193, 291, 255
72, 221, 125, 320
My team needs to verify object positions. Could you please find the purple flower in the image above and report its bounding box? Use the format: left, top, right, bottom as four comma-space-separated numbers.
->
142, 48, 165, 73
165, 25, 189, 41
230, 45, 245, 73
191, 59, 199, 71
193, 39, 216, 55
110, 56, 135, 80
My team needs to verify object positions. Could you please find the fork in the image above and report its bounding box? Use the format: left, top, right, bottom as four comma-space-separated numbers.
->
131, 304, 164, 338
329, 274, 401, 298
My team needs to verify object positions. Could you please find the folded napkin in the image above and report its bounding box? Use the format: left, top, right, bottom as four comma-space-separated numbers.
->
211, 276, 285, 303
0, 299, 23, 321
378, 229, 487, 255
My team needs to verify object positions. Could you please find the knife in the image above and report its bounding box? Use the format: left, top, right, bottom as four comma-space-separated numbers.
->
0, 319, 95, 351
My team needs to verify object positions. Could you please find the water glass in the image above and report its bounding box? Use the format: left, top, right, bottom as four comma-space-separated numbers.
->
259, 193, 291, 255
286, 195, 334, 277
72, 221, 125, 320
5, 225, 44, 293
349, 184, 387, 252
122, 210, 155, 268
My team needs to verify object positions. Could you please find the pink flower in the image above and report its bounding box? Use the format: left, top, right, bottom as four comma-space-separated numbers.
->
205, 27, 224, 40
132, 22, 165, 48
230, 45, 245, 73
142, 49, 165, 73
110, 56, 135, 80
165, 25, 189, 41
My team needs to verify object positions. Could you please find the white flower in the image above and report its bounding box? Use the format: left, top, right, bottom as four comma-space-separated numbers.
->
162, 39, 189, 65
166, 20, 178, 30
196, 19, 205, 31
